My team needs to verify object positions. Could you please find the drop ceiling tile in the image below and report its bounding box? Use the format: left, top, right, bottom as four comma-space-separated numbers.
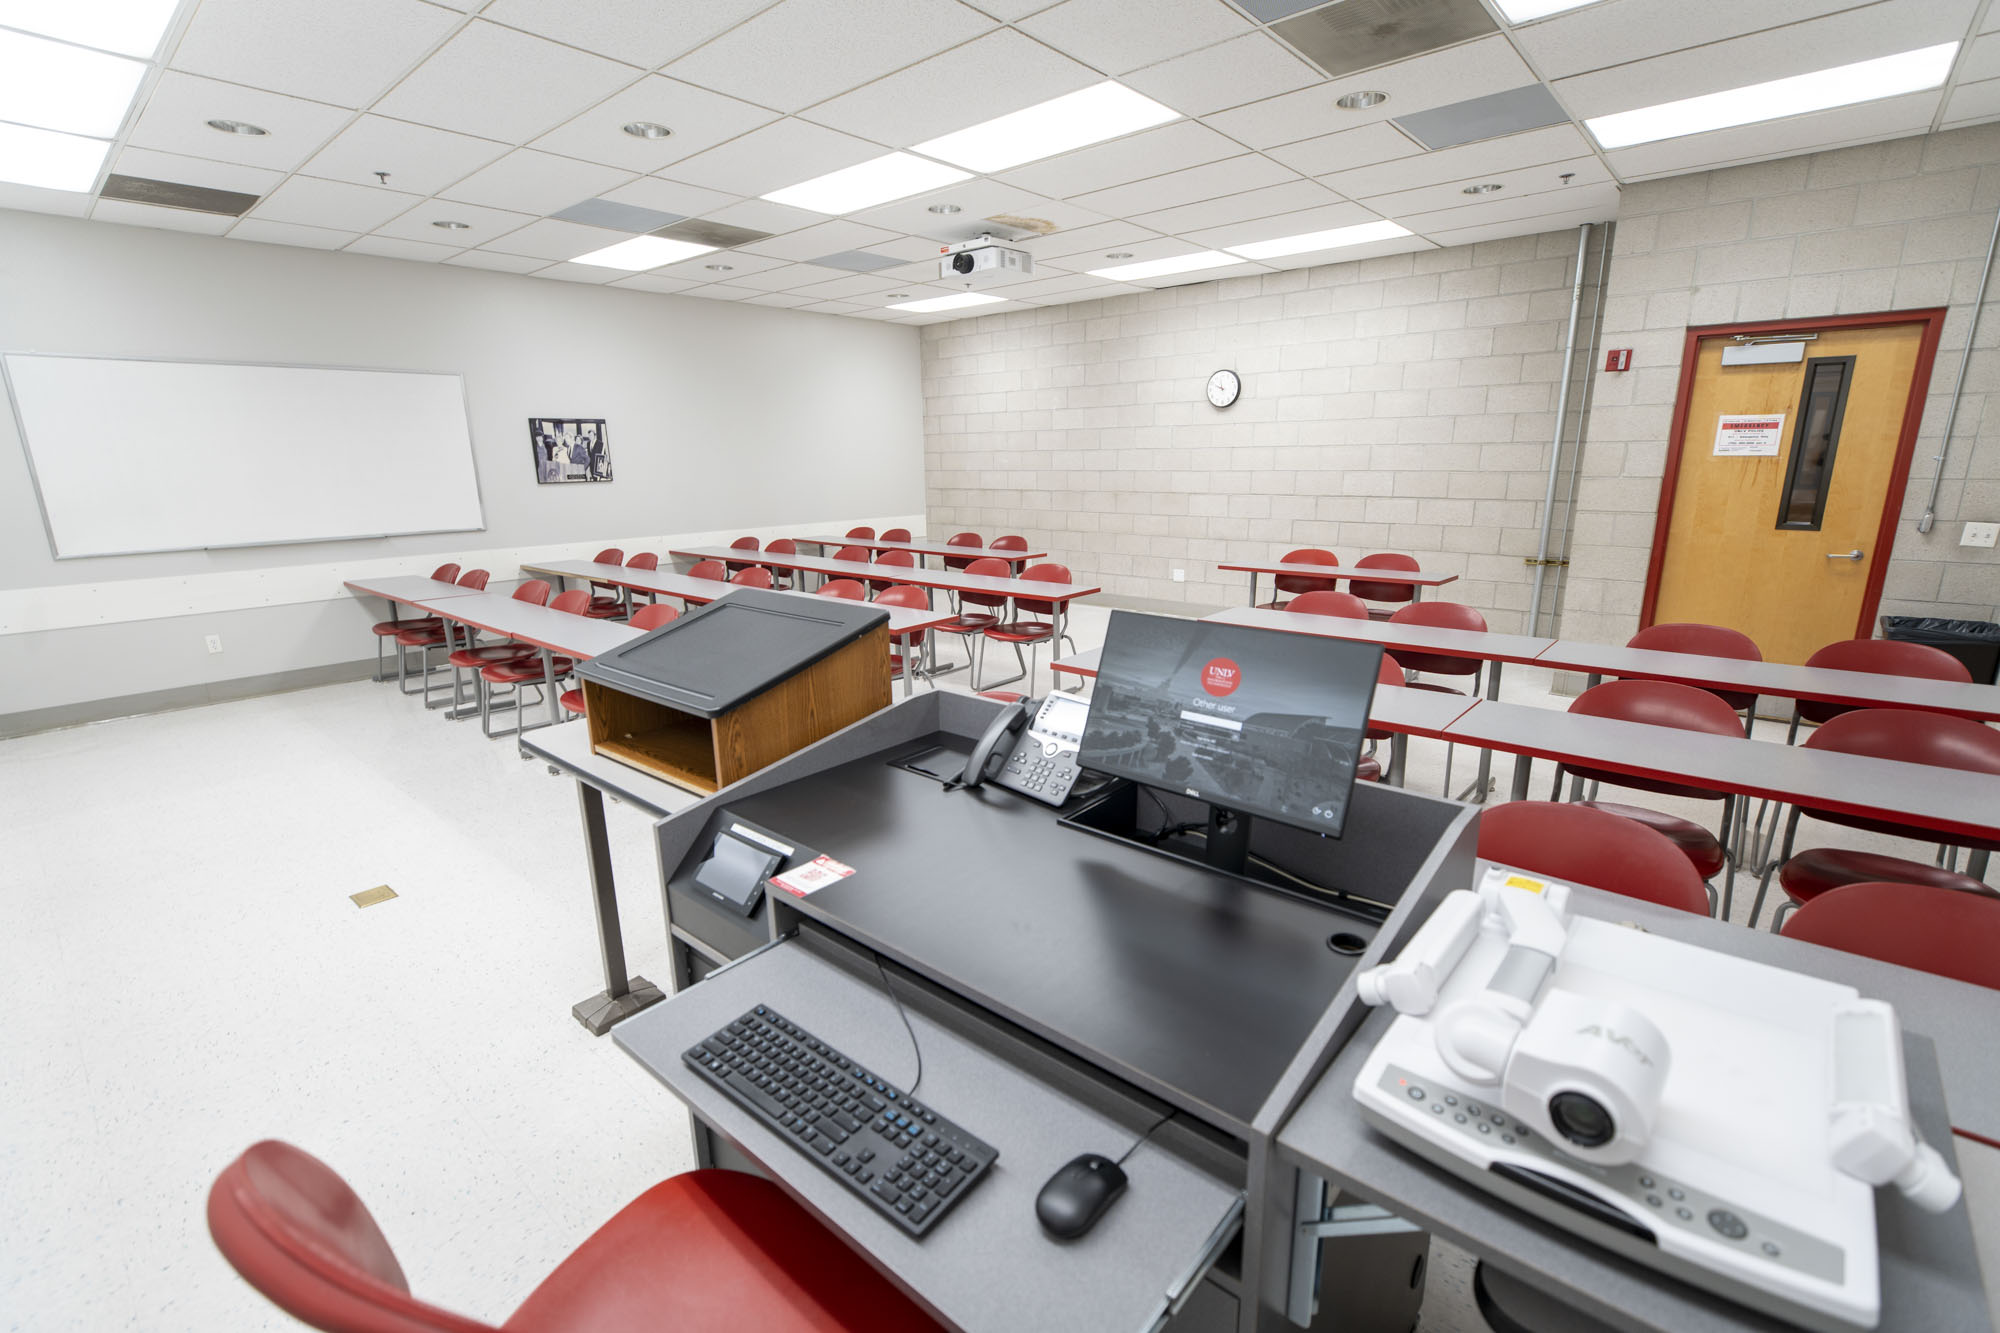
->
126, 72, 352, 171
998, 120, 1245, 198
1265, 122, 1421, 179
535, 262, 625, 284
0, 182, 91, 217
742, 219, 904, 260
530, 76, 778, 172
649, 248, 790, 281
440, 148, 636, 213
228, 218, 360, 249
1069, 153, 1296, 217
551, 197, 681, 231
480, 217, 623, 260
1511, 0, 1889, 82
663, 0, 994, 113
1943, 75, 2000, 127
374, 198, 535, 245
444, 248, 549, 272
859, 235, 959, 262
90, 198, 236, 234
1960, 32, 2000, 84
1396, 180, 1621, 233
345, 234, 465, 262
1026, 219, 1165, 260
1016, 0, 1251, 75
602, 175, 741, 218
1602, 91, 1940, 179
1363, 158, 1608, 220
1121, 32, 1321, 118
168, 0, 459, 109
990, 272, 1143, 300
1250, 232, 1432, 271
801, 29, 1098, 145
695, 195, 827, 236
1180, 199, 1378, 248
1553, 0, 1972, 119
682, 283, 763, 300
1420, 203, 1618, 249
478, 0, 776, 67
798, 299, 870, 313
746, 292, 817, 307
302, 116, 510, 195
727, 262, 847, 290
1131, 177, 1343, 233
788, 272, 909, 299
252, 176, 422, 231
661, 118, 883, 197
1202, 35, 1537, 148
1395, 83, 1570, 150
372, 20, 641, 144
1327, 124, 1591, 198
111, 146, 285, 197
1057, 234, 1219, 268
848, 179, 1108, 241
610, 273, 703, 293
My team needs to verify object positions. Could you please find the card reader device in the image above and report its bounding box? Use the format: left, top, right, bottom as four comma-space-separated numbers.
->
692, 824, 793, 917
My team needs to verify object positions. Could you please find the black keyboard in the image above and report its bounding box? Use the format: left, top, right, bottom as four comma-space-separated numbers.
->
682, 1005, 998, 1237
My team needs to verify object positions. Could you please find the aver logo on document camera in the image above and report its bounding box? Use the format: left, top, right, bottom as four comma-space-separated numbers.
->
1202, 657, 1241, 697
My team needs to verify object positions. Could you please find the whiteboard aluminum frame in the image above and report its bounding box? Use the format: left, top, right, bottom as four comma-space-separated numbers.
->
1, 351, 489, 559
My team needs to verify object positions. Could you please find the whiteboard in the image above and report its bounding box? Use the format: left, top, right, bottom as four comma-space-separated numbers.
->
3, 354, 484, 557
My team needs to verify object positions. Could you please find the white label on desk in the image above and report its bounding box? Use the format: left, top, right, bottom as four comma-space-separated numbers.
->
772, 855, 855, 897
1713, 414, 1784, 456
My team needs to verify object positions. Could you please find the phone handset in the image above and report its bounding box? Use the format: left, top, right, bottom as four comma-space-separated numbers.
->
955, 698, 1033, 791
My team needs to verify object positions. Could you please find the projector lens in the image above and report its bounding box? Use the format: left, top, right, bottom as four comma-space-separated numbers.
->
1548, 1091, 1614, 1148
951, 252, 975, 274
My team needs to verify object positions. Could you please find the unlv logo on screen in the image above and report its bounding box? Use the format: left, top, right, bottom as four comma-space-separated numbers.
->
1201, 657, 1241, 696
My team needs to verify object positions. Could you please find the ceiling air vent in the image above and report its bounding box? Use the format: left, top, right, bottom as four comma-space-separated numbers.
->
99, 174, 258, 216
650, 219, 773, 249
1269, 0, 1498, 80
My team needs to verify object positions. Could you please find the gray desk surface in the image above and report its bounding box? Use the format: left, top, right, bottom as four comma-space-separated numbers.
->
1204, 605, 1556, 665
342, 574, 483, 605
520, 560, 954, 633
1215, 560, 1459, 587
413, 590, 640, 658
615, 936, 1242, 1333
669, 545, 1101, 602
522, 721, 699, 820
798, 536, 1047, 563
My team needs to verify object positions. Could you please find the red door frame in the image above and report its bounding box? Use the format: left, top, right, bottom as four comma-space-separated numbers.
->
1639, 308, 1947, 634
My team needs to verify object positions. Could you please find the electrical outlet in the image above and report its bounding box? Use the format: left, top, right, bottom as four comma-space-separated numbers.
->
205, 634, 223, 654
1962, 521, 1999, 549
1171, 568, 1186, 582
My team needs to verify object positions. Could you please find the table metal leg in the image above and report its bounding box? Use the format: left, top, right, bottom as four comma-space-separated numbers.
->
1510, 753, 1532, 802
545, 649, 562, 728
1460, 662, 1503, 804
1388, 734, 1408, 787
1248, 572, 1259, 607
1567, 672, 1603, 802
570, 782, 664, 1035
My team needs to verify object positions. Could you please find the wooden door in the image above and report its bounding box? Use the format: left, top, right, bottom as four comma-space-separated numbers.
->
1644, 316, 1941, 665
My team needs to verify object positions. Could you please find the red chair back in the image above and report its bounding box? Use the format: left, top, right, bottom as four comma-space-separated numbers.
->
729, 536, 759, 551
817, 579, 866, 600
688, 560, 727, 581
1014, 563, 1070, 619
1627, 622, 1762, 713
625, 552, 658, 571
514, 580, 551, 606
766, 538, 797, 556
1564, 679, 1745, 801
629, 603, 679, 631
1781, 882, 2000, 989
428, 563, 460, 583
868, 549, 915, 591
457, 570, 489, 590
845, 526, 876, 540
592, 548, 623, 566
1797, 638, 1973, 724
208, 1140, 498, 1333
834, 544, 870, 564
1349, 552, 1419, 604
549, 589, 590, 616
875, 584, 928, 644
1286, 590, 1370, 619
1273, 548, 1340, 597
881, 528, 913, 543
1478, 802, 1712, 915
1799, 709, 2000, 849
990, 535, 1028, 553
960, 557, 1012, 611
944, 532, 983, 570
731, 567, 773, 588
1366, 656, 1404, 741
1386, 602, 1485, 677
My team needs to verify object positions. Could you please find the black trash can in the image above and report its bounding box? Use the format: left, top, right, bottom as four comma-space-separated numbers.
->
1880, 616, 2000, 684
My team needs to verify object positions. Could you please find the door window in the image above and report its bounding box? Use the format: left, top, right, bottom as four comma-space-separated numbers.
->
1775, 356, 1855, 530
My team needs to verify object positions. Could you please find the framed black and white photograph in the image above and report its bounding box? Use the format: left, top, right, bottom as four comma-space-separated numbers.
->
529, 417, 611, 484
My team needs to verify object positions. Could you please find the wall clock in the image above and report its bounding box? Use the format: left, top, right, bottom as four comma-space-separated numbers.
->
1206, 368, 1241, 408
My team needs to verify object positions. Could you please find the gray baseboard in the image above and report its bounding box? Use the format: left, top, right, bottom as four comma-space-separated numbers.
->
0, 658, 378, 739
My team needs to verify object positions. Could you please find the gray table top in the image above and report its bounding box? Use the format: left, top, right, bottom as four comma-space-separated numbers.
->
521, 560, 955, 633
798, 536, 1046, 562
670, 546, 1101, 602
1204, 605, 1556, 665
1216, 559, 1458, 587
414, 590, 640, 658
522, 721, 701, 819
343, 575, 484, 605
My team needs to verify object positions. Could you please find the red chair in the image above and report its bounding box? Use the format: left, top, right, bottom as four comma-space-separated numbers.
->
764, 537, 798, 588
867, 549, 916, 595
979, 563, 1071, 693
943, 532, 983, 570
1787, 638, 1973, 741
1286, 589, 1370, 620
478, 589, 592, 738
833, 544, 870, 564
845, 526, 876, 541
1350, 553, 1420, 621
585, 548, 625, 619
816, 579, 866, 600
1358, 656, 1405, 783
933, 557, 1009, 667
726, 536, 761, 575
1554, 679, 1746, 916
561, 604, 677, 717
876, 584, 930, 687
207, 1140, 946, 1333
620, 552, 661, 607
1259, 548, 1340, 609
370, 563, 458, 682
990, 534, 1028, 569
687, 559, 727, 581
1478, 801, 1712, 915
730, 567, 773, 589
1625, 622, 1762, 731
1781, 882, 2000, 990
881, 527, 912, 543
440, 580, 549, 716
1387, 602, 1488, 797
390, 568, 493, 705
1750, 709, 2000, 929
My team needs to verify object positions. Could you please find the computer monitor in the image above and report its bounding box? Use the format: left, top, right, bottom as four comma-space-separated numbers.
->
1078, 611, 1383, 871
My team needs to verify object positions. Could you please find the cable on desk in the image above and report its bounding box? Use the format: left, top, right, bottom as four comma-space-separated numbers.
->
873, 952, 923, 1096
1115, 1107, 1178, 1168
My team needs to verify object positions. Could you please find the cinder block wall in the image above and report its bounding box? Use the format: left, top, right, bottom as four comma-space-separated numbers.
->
919, 229, 1594, 633
1563, 123, 2000, 646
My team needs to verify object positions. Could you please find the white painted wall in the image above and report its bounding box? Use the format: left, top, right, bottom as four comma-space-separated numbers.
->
0, 209, 925, 718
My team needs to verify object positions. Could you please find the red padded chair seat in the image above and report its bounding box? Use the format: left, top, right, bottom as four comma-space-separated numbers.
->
449, 644, 534, 668
984, 620, 1054, 644
393, 624, 450, 647
1781, 882, 2000, 990
559, 689, 585, 715
1403, 681, 1467, 697
582, 597, 624, 619
936, 613, 998, 634
1777, 847, 1994, 905
504, 1171, 944, 1333
1578, 801, 1726, 879
482, 657, 571, 684
374, 618, 439, 637
1357, 755, 1382, 783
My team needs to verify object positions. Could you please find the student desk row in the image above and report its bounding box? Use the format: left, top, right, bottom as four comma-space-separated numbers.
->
1217, 558, 1460, 606
796, 535, 1045, 570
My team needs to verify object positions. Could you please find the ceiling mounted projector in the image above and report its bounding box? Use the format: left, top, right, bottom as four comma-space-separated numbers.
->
938, 236, 1033, 289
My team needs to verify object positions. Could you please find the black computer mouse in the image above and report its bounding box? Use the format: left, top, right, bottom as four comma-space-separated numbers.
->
1035, 1153, 1128, 1239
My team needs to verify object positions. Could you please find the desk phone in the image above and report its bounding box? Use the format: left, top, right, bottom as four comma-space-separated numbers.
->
962, 693, 1090, 806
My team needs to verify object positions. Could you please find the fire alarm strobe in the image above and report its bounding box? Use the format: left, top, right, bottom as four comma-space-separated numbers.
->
1604, 348, 1632, 372
938, 235, 1033, 289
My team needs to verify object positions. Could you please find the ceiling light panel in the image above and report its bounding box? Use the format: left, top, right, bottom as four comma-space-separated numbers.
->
1227, 219, 1411, 259
0, 0, 180, 57
572, 235, 717, 271
911, 81, 1179, 173
1586, 41, 1959, 148
1088, 250, 1243, 281
0, 28, 146, 137
763, 152, 971, 214
0, 121, 110, 190
890, 291, 1005, 312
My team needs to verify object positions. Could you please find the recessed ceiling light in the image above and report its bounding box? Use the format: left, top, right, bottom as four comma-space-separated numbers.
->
1586, 41, 1959, 149
431, 220, 470, 230
0, 0, 180, 58
1104, 251, 1134, 259
571, 235, 717, 271
1493, 0, 1602, 20
890, 292, 1006, 313
206, 118, 268, 136
886, 293, 911, 299
1225, 220, 1413, 261
621, 121, 672, 140
1462, 182, 1503, 194
1336, 90, 1388, 110
912, 81, 1180, 173
0, 120, 109, 191
763, 151, 971, 214
927, 202, 962, 214
705, 263, 734, 271
1088, 251, 1243, 282
0, 29, 147, 138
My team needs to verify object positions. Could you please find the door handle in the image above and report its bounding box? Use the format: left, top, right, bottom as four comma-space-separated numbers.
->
1825, 549, 1864, 561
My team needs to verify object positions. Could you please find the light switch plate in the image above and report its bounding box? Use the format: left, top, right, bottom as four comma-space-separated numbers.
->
1962, 522, 1999, 548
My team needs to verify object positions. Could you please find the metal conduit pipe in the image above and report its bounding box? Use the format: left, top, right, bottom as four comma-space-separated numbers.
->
1526, 223, 1593, 631
1918, 201, 2000, 533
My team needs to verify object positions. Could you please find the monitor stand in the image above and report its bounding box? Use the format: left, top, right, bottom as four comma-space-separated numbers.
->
1203, 804, 1252, 877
